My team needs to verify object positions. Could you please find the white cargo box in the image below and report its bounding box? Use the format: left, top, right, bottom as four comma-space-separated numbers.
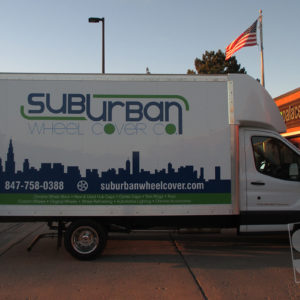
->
0, 73, 284, 218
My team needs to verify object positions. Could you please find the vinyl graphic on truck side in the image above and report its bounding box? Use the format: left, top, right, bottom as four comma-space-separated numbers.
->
20, 94, 189, 135
0, 140, 231, 205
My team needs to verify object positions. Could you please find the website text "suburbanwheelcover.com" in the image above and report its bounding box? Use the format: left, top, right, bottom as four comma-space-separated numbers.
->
100, 181, 205, 192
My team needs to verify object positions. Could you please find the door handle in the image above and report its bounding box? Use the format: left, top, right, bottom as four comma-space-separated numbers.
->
251, 181, 265, 186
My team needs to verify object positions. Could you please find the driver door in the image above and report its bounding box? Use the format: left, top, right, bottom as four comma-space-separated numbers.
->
243, 129, 300, 212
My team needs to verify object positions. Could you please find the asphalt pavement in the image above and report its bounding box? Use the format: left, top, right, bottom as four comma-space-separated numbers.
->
0, 223, 299, 300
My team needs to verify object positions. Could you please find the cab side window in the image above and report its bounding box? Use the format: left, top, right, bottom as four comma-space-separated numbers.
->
251, 136, 300, 181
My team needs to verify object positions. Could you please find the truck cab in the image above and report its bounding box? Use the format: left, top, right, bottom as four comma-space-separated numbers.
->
239, 127, 300, 230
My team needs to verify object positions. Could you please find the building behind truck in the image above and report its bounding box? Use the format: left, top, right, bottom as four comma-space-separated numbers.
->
274, 88, 300, 148
0, 73, 299, 260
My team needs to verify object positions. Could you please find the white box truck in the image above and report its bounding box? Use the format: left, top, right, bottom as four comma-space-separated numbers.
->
0, 73, 299, 259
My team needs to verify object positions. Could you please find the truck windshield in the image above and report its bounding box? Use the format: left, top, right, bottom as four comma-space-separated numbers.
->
252, 136, 300, 181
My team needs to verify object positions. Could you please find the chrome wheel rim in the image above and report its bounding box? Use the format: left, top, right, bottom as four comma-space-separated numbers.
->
71, 226, 99, 254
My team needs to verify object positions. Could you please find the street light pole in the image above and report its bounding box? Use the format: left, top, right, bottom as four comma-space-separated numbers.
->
88, 17, 105, 74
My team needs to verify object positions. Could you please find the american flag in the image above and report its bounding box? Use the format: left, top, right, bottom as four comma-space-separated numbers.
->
225, 20, 258, 60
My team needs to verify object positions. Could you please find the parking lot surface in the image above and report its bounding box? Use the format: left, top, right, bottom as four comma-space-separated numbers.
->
0, 223, 300, 299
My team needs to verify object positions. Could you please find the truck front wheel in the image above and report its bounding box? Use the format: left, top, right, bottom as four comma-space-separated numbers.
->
64, 220, 107, 260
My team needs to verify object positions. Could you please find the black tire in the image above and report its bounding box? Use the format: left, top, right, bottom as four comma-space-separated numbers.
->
64, 219, 107, 260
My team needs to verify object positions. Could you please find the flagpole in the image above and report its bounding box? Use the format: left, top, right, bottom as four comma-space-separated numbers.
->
259, 9, 265, 87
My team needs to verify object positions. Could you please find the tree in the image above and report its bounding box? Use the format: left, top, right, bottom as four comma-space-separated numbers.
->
187, 50, 246, 74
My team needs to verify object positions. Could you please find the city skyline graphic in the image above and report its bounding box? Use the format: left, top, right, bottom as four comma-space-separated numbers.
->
0, 139, 231, 194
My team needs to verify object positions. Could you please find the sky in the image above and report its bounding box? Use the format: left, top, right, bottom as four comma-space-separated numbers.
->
0, 0, 299, 98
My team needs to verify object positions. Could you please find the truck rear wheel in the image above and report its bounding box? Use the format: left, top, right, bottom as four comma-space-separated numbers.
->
64, 220, 107, 260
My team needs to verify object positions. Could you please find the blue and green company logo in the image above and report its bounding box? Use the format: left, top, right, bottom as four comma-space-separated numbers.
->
21, 94, 189, 135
